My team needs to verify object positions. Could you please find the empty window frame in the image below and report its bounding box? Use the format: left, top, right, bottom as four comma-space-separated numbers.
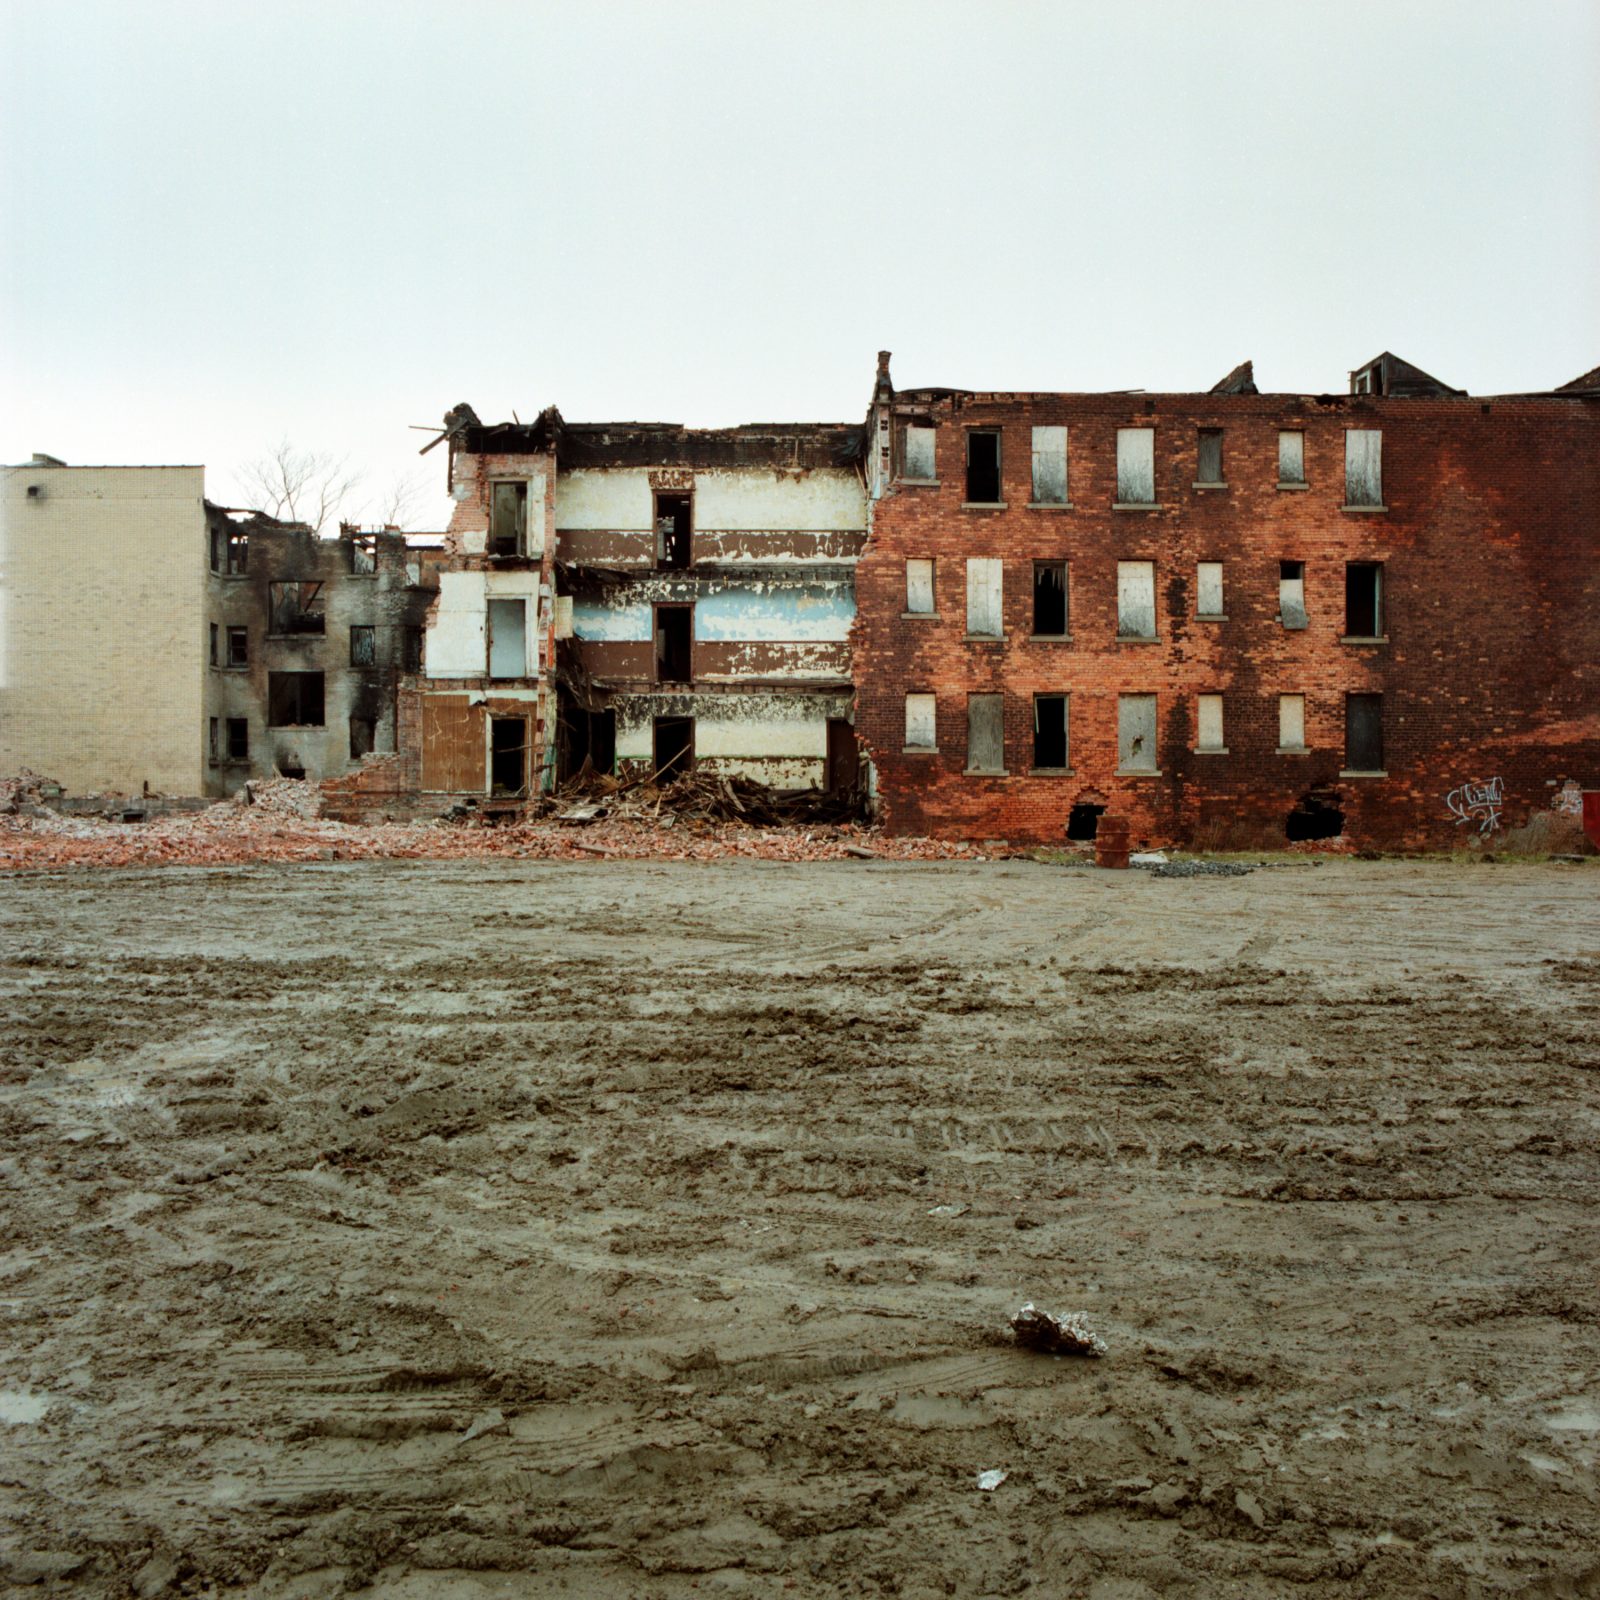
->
490, 716, 528, 794
655, 492, 692, 570
1031, 426, 1068, 504
267, 671, 325, 728
350, 534, 378, 574
1117, 694, 1158, 773
966, 693, 1006, 774
489, 481, 528, 556
349, 624, 376, 667
905, 558, 936, 616
1196, 428, 1224, 485
209, 526, 222, 573
226, 626, 248, 667
1032, 560, 1068, 635
1346, 562, 1384, 638
1115, 429, 1156, 505
655, 603, 693, 683
402, 624, 424, 672
1278, 693, 1307, 752
965, 431, 1002, 504
1116, 560, 1157, 639
209, 622, 218, 666
905, 692, 937, 751
966, 557, 1003, 638
1279, 561, 1308, 629
269, 580, 325, 636
1033, 694, 1069, 769
903, 425, 937, 481
653, 715, 695, 779
349, 716, 376, 759
226, 530, 248, 575
1345, 692, 1384, 772
1278, 430, 1306, 486
1196, 693, 1226, 752
226, 717, 249, 761
208, 717, 219, 763
1196, 560, 1225, 618
1345, 429, 1383, 507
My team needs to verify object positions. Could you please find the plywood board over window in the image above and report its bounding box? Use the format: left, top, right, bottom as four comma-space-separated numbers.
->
1278, 430, 1306, 485
1345, 430, 1383, 507
1117, 694, 1158, 772
1196, 693, 1225, 751
1196, 561, 1224, 617
487, 598, 527, 680
905, 559, 935, 615
903, 426, 936, 481
966, 694, 1005, 773
1115, 429, 1156, 504
966, 558, 1003, 637
1031, 426, 1068, 504
1117, 561, 1157, 638
904, 693, 936, 750
1279, 693, 1306, 751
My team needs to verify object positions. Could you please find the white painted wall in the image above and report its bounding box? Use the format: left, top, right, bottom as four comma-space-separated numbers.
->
554, 467, 865, 532
426, 571, 487, 677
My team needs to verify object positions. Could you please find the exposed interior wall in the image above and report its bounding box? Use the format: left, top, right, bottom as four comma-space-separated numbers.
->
556, 467, 863, 533
613, 690, 851, 788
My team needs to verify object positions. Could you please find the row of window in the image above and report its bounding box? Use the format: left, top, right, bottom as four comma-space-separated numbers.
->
207, 708, 379, 764
905, 424, 1386, 510
911, 558, 1384, 640
208, 623, 423, 670
904, 691, 1386, 775
206, 533, 382, 577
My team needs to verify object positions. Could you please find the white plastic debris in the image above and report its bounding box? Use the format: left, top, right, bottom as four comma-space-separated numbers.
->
1129, 851, 1168, 865
976, 1469, 1008, 1491
927, 1203, 969, 1218
1009, 1302, 1106, 1357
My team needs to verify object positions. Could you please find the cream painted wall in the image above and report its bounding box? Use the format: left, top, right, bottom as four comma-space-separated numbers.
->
0, 463, 206, 794
555, 467, 865, 531
426, 571, 486, 677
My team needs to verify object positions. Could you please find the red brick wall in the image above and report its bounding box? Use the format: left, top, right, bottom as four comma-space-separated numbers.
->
854, 390, 1600, 848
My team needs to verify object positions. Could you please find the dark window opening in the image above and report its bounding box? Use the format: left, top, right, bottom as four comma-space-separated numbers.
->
489, 482, 527, 556
826, 718, 860, 792
278, 762, 307, 780
226, 531, 248, 575
269, 580, 325, 635
1032, 560, 1068, 635
350, 624, 376, 667
966, 431, 1001, 503
209, 623, 218, 666
350, 533, 378, 574
1345, 563, 1383, 637
1034, 695, 1068, 768
1286, 791, 1346, 841
656, 604, 692, 683
349, 716, 377, 759
1066, 802, 1105, 841
1279, 560, 1307, 629
402, 624, 424, 673
209, 526, 222, 572
226, 626, 248, 667
1346, 692, 1384, 772
267, 671, 325, 727
490, 717, 527, 795
226, 718, 249, 761
655, 492, 692, 570
654, 715, 695, 780
559, 700, 617, 783
208, 717, 218, 763
1197, 428, 1224, 484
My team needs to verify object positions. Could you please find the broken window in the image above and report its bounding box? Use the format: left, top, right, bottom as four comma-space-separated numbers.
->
1116, 429, 1156, 505
1196, 561, 1224, 617
655, 604, 692, 683
1033, 694, 1068, 769
487, 598, 528, 680
267, 671, 324, 728
350, 533, 378, 574
349, 716, 376, 759
655, 492, 692, 570
489, 482, 528, 557
653, 715, 694, 779
226, 530, 248, 575
227, 626, 248, 667
1196, 693, 1225, 752
209, 622, 218, 666
490, 716, 527, 794
1278, 430, 1306, 485
905, 558, 936, 615
349, 624, 376, 667
1196, 428, 1224, 485
269, 580, 325, 636
966, 557, 1003, 637
1117, 694, 1158, 772
1287, 790, 1344, 841
1345, 693, 1384, 772
1031, 426, 1068, 504
904, 693, 936, 751
1279, 561, 1307, 629
966, 431, 1001, 503
966, 694, 1005, 774
1032, 560, 1068, 635
208, 717, 219, 764
1278, 693, 1306, 751
402, 624, 424, 673
226, 718, 249, 761
903, 426, 936, 481
1116, 560, 1157, 639
1345, 562, 1383, 637
1345, 429, 1383, 507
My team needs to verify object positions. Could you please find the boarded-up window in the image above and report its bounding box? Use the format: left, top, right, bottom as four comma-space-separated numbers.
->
349, 625, 375, 667
1346, 692, 1384, 771
1116, 560, 1157, 638
904, 426, 936, 480
1346, 563, 1383, 637
1279, 560, 1307, 629
1279, 430, 1306, 485
490, 482, 528, 555
966, 557, 1003, 637
1033, 694, 1068, 768
1196, 694, 1225, 751
1278, 693, 1306, 751
1345, 430, 1383, 507
487, 598, 527, 680
1196, 429, 1224, 484
967, 694, 1005, 773
1116, 429, 1156, 504
906, 559, 935, 615
1117, 694, 1158, 772
1196, 561, 1224, 617
1031, 426, 1068, 504
905, 693, 936, 750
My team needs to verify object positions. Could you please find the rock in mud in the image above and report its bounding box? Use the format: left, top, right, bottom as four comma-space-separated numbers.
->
1009, 1302, 1106, 1357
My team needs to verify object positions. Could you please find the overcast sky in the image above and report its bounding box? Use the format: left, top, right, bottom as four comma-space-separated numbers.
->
2, 0, 1596, 530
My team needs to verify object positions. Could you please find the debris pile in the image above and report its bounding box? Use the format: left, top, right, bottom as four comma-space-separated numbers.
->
0, 769, 63, 814
233, 776, 325, 820
539, 766, 868, 829
1009, 1302, 1106, 1358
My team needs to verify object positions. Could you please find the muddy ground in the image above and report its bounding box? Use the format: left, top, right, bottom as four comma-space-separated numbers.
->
0, 858, 1596, 1598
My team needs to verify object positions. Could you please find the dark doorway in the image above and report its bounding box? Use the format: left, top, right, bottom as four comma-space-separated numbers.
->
1345, 693, 1384, 772
655, 492, 692, 570
1066, 801, 1104, 841
654, 716, 694, 780
825, 718, 860, 792
656, 605, 693, 683
1286, 790, 1345, 841
490, 717, 527, 795
558, 696, 616, 782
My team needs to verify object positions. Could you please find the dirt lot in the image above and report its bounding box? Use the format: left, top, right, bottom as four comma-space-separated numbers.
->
1, 858, 1597, 1598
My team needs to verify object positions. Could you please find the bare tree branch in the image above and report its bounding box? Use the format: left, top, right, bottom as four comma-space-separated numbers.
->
365, 468, 431, 532
235, 441, 363, 534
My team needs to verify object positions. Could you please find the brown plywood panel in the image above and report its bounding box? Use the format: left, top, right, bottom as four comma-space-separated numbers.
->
421, 695, 485, 793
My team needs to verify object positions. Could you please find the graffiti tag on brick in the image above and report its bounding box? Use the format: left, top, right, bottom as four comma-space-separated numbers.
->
1445, 776, 1504, 834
